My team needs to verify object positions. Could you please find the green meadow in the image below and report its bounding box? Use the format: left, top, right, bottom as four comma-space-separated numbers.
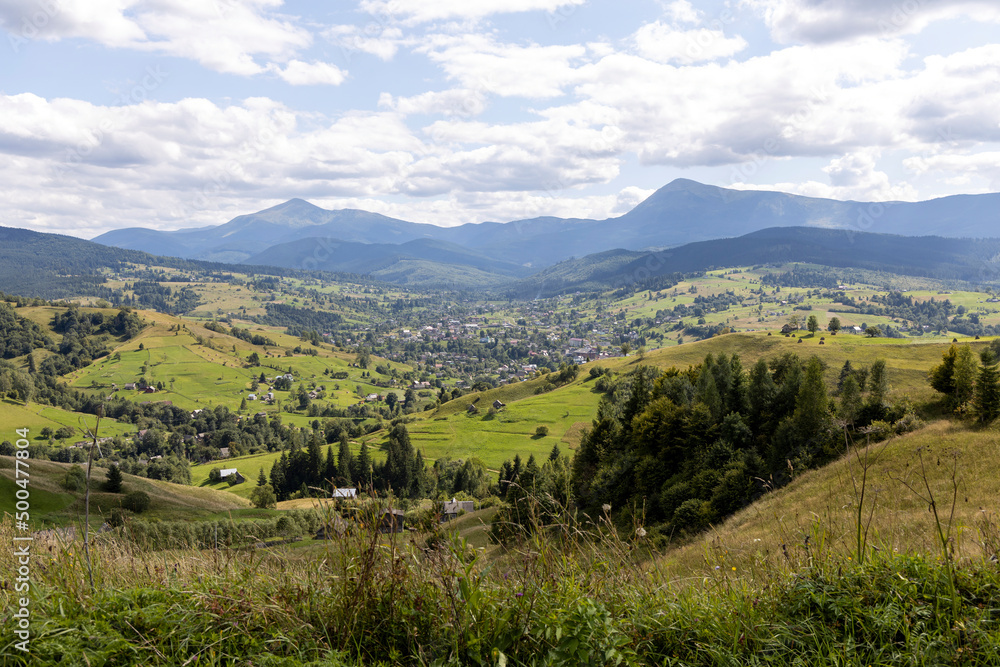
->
0, 399, 135, 442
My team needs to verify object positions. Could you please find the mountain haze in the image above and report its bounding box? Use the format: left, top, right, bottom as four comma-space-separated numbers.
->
92, 179, 1000, 271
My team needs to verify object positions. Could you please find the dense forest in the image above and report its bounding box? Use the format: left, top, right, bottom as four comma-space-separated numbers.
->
567, 353, 920, 543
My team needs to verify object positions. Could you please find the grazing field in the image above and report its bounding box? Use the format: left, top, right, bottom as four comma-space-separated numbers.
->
403, 381, 603, 469
0, 399, 135, 442
0, 456, 247, 527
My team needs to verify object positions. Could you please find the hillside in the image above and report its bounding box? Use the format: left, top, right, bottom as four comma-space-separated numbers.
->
0, 225, 371, 302
0, 456, 247, 527
662, 418, 1000, 572
247, 237, 531, 286
517, 227, 1000, 296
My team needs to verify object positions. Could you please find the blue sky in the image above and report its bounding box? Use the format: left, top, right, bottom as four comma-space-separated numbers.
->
1, 0, 998, 238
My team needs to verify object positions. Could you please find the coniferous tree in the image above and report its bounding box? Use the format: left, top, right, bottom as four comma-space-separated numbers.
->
974, 349, 1000, 424
952, 345, 978, 412
104, 464, 123, 493
929, 345, 958, 398
337, 434, 354, 484
838, 374, 862, 426
257, 467, 267, 487
307, 431, 323, 486
747, 358, 778, 436
867, 359, 889, 407
354, 442, 372, 488
323, 445, 337, 487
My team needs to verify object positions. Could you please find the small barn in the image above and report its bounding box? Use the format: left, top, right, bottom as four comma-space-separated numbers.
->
492, 399, 505, 411
332, 488, 357, 499
441, 498, 475, 521
219, 468, 245, 484
314, 515, 349, 540
379, 508, 405, 533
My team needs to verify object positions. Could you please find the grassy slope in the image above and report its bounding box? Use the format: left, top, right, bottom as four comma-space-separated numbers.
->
62, 306, 413, 415
0, 456, 247, 527
661, 418, 1000, 577
0, 399, 135, 442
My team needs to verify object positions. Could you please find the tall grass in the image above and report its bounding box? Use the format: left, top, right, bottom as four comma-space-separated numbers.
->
5, 485, 1000, 666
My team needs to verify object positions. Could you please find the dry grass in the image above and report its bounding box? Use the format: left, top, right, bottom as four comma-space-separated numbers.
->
660, 419, 1000, 578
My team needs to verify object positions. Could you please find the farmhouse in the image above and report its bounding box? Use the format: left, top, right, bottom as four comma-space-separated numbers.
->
441, 498, 475, 521
219, 468, 245, 484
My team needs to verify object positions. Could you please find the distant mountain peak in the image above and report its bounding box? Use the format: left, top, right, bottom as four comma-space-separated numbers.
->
659, 177, 714, 192
262, 198, 322, 213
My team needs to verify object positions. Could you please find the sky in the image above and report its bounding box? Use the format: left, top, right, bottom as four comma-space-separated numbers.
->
0, 0, 998, 239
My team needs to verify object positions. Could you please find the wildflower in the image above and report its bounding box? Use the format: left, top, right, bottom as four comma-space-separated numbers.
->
635, 526, 646, 538
714, 566, 720, 570
602, 503, 611, 513
516, 592, 524, 597
731, 567, 736, 571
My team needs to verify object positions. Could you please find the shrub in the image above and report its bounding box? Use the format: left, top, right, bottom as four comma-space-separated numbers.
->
535, 425, 549, 437
62, 465, 87, 492
208, 467, 222, 484
250, 484, 277, 509
107, 508, 129, 528
122, 491, 151, 513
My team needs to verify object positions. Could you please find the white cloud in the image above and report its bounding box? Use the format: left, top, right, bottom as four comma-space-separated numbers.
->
733, 150, 918, 201
0, 92, 630, 235
357, 0, 586, 24
323, 24, 403, 62
905, 151, 1000, 191
743, 0, 1000, 43
416, 34, 588, 98
275, 60, 346, 86
665, 0, 701, 25
0, 0, 146, 47
633, 21, 747, 64
0, 0, 313, 76
379, 89, 488, 118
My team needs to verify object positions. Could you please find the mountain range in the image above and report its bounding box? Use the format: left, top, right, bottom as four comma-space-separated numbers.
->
93, 179, 1000, 276
2, 178, 999, 300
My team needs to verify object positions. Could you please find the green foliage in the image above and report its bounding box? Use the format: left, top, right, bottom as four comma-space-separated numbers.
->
104, 464, 124, 493
535, 425, 549, 437
974, 349, 1000, 424
0, 301, 53, 358
122, 490, 151, 513
62, 464, 87, 492
249, 483, 277, 509
572, 352, 907, 536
